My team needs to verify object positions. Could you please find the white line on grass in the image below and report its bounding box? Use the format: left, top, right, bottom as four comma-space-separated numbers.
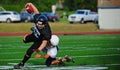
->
0, 54, 120, 61
36, 66, 108, 70
0, 52, 24, 54
60, 47, 120, 51
72, 54, 120, 58
1, 47, 120, 55
0, 58, 36, 61
3, 62, 120, 70
0, 65, 108, 70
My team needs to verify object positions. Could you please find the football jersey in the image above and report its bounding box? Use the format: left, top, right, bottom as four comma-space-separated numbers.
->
32, 14, 52, 40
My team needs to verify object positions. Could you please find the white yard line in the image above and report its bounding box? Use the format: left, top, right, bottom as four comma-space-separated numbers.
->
0, 47, 120, 54
3, 63, 120, 70
0, 58, 36, 61
1, 62, 120, 70
0, 54, 120, 61
0, 66, 13, 69
36, 66, 108, 70
0, 52, 24, 54
60, 47, 120, 51
0, 65, 108, 70
72, 54, 120, 58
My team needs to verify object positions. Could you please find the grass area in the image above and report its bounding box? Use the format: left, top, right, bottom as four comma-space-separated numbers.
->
0, 23, 33, 32
0, 22, 98, 32
0, 34, 120, 70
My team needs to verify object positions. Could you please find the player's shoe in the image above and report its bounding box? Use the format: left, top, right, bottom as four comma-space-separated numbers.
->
58, 57, 65, 66
65, 55, 75, 63
14, 63, 24, 69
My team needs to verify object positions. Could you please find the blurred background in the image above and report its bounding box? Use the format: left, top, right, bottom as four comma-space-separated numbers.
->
0, 0, 97, 14
0, 0, 120, 70
0, 0, 97, 23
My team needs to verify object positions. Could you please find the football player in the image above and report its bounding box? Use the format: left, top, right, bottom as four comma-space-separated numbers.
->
35, 35, 75, 66
14, 3, 51, 69
14, 3, 74, 69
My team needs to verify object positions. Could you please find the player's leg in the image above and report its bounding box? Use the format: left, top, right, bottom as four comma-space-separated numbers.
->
35, 46, 59, 66
46, 46, 59, 66
35, 53, 58, 66
35, 54, 74, 66
14, 47, 34, 69
47, 46, 74, 65
51, 57, 65, 66
45, 56, 56, 66
14, 42, 40, 69
62, 55, 75, 63
51, 55, 75, 66
35, 46, 74, 66
35, 53, 60, 65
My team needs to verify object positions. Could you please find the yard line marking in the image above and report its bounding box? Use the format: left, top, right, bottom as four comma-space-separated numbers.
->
8, 63, 120, 66
0, 46, 28, 48
0, 66, 13, 69
72, 54, 120, 58
60, 47, 120, 50
36, 66, 108, 70
0, 54, 120, 61
0, 47, 120, 54
0, 58, 37, 61
0, 52, 25, 55
0, 65, 108, 70
59, 48, 120, 52
0, 52, 24, 54
1, 46, 120, 50
0, 47, 120, 50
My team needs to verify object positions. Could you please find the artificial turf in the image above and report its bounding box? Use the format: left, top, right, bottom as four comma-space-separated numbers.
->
0, 34, 120, 70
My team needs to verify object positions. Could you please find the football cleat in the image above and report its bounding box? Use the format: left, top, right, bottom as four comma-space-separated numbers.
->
14, 63, 24, 69
58, 57, 65, 66
65, 55, 75, 63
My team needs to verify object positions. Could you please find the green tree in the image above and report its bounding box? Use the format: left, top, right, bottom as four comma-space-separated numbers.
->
0, 0, 57, 12
0, 0, 97, 12
63, 0, 97, 11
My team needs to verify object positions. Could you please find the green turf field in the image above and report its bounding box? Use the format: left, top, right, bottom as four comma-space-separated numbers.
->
0, 34, 120, 70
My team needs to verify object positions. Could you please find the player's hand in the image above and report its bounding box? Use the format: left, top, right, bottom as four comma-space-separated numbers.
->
35, 53, 42, 58
25, 3, 34, 14
23, 34, 28, 41
25, 2, 39, 14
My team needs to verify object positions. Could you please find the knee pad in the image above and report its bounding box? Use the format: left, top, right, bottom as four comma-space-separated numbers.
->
45, 57, 56, 67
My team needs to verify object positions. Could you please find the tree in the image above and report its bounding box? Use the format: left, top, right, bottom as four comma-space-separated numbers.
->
0, 0, 57, 12
0, 0, 97, 12
63, 0, 97, 11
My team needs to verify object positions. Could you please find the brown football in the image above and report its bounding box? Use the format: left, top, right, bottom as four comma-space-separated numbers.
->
25, 4, 34, 13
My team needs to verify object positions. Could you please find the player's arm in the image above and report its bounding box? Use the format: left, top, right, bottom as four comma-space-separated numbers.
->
34, 34, 51, 52
38, 40, 47, 51
36, 25, 52, 51
25, 2, 39, 14
35, 53, 50, 59
23, 34, 29, 41
23, 33, 32, 42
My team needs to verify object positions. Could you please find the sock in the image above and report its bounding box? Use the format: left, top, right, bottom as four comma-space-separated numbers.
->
21, 54, 30, 65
